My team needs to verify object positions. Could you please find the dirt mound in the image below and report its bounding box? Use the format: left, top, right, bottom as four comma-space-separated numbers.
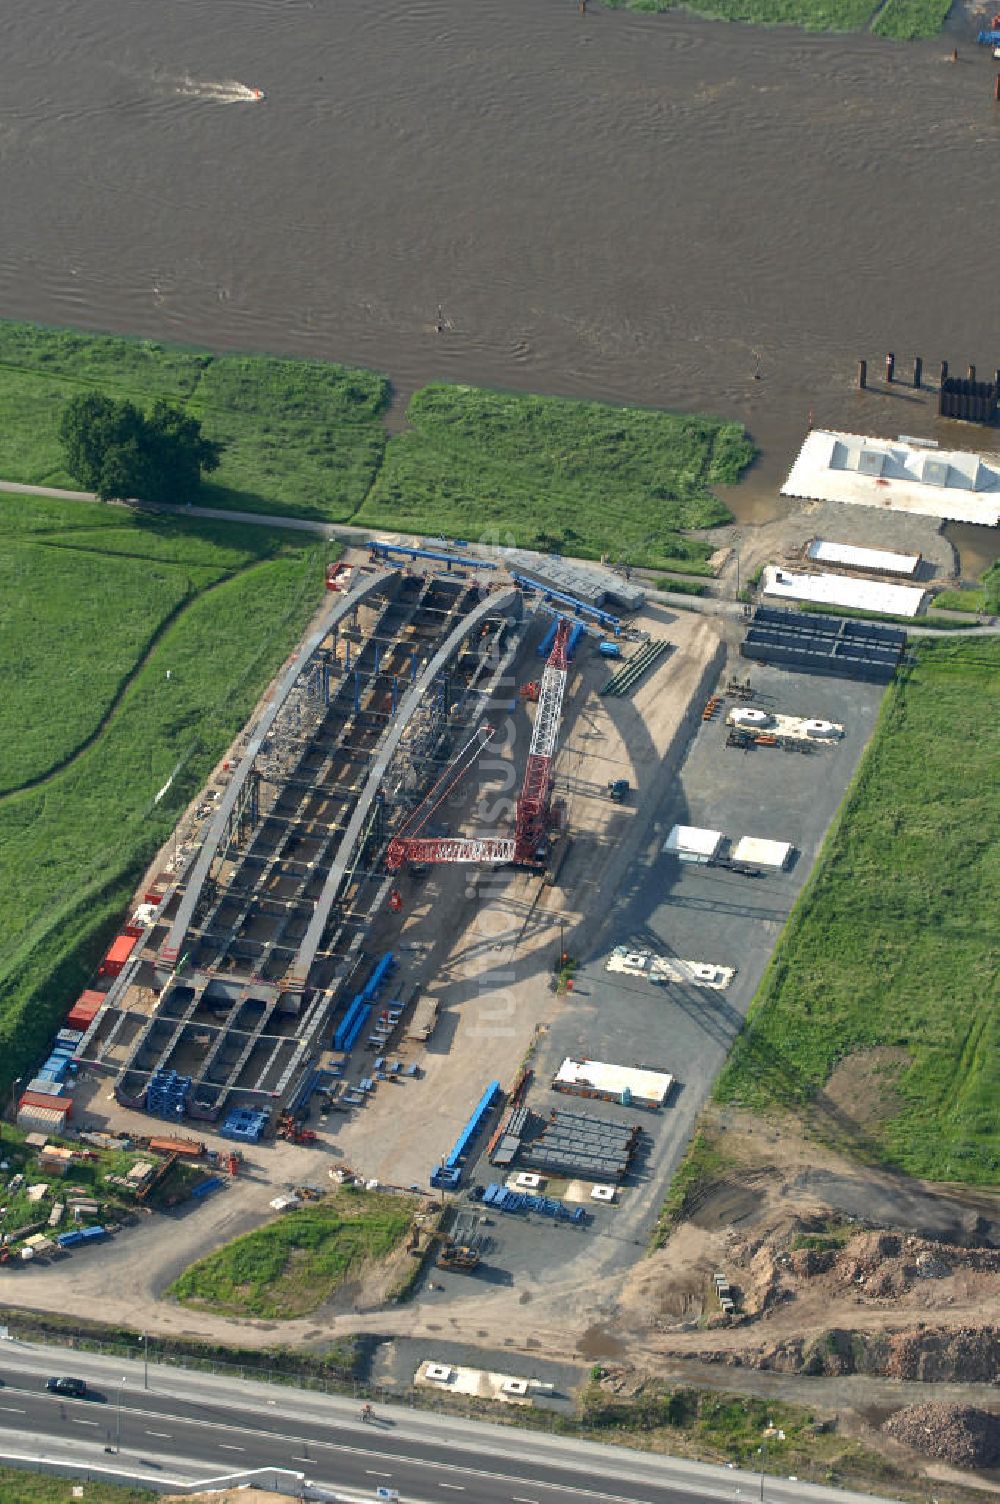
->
880, 1325, 1000, 1383
883, 1403, 1000, 1468
681, 1324, 1000, 1382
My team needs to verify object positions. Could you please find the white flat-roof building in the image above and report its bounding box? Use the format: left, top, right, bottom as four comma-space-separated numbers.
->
762, 565, 925, 618
663, 824, 724, 863
806, 539, 921, 577
730, 836, 794, 870
783, 431, 1000, 527
553, 1056, 674, 1107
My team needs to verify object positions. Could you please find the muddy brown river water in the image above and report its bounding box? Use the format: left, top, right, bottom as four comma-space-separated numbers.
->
1, 0, 998, 561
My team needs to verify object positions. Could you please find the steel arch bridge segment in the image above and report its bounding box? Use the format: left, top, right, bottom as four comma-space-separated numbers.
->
287, 586, 519, 990
157, 568, 398, 974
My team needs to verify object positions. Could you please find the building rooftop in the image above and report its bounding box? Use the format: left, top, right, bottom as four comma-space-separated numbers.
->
730, 836, 793, 869
762, 565, 926, 618
662, 824, 724, 859
553, 1056, 674, 1105
806, 539, 921, 577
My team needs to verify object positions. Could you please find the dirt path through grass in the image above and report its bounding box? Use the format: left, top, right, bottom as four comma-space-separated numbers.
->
0, 566, 245, 800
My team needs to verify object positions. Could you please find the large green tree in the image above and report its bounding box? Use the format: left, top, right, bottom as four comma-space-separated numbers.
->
59, 393, 222, 503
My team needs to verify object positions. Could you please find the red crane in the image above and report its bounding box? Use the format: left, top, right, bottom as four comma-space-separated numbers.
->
385, 618, 571, 873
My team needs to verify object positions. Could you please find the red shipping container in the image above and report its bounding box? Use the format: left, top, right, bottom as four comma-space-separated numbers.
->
18, 1090, 72, 1117
98, 932, 140, 977
67, 988, 103, 1028
67, 1004, 99, 1029
143, 890, 164, 906
72, 989, 105, 1012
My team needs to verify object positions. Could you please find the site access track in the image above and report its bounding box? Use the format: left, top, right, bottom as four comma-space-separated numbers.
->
4, 479, 995, 634
0, 1339, 906, 1504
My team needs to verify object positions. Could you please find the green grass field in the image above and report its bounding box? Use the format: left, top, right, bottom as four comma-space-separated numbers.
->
356, 383, 749, 570
870, 0, 953, 39
931, 587, 986, 614
602, 0, 949, 35
716, 638, 1000, 1184
603, 0, 877, 29
0, 1471, 154, 1504
932, 562, 1000, 616
0, 320, 389, 521
0, 492, 330, 1102
0, 503, 231, 795
0, 319, 754, 566
169, 1190, 416, 1318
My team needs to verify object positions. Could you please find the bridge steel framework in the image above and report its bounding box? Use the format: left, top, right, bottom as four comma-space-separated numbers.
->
286, 585, 519, 991
157, 568, 397, 977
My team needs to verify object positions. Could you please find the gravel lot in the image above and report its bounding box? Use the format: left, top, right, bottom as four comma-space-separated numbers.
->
427, 659, 888, 1301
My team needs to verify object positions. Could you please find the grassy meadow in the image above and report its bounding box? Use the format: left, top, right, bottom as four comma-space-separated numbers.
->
0, 492, 330, 1101
0, 1473, 154, 1504
716, 637, 1000, 1184
871, 0, 953, 39
602, 0, 950, 36
0, 321, 389, 521
0, 319, 754, 567
357, 383, 750, 570
169, 1189, 416, 1317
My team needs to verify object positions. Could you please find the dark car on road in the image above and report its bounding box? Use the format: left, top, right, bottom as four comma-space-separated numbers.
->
45, 1376, 88, 1399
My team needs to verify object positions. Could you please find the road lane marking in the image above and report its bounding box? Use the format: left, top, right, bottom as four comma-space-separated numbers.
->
0, 1406, 26, 1414
20, 1395, 659, 1504
513, 1498, 540, 1503
439, 1486, 465, 1492
219, 1443, 244, 1451
145, 1430, 172, 1437
293, 1456, 312, 1462
71, 1419, 99, 1426
367, 1470, 392, 1477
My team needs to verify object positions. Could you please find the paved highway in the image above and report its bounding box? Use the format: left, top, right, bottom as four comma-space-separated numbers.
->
0, 1340, 903, 1503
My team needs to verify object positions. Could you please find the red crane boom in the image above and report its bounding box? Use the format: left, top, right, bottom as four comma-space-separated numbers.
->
512, 617, 569, 865
385, 725, 498, 871
384, 617, 572, 873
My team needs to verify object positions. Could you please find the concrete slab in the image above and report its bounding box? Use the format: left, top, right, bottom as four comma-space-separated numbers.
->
782, 429, 1000, 527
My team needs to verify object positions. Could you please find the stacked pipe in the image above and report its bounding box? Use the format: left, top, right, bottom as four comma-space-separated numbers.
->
601, 640, 670, 697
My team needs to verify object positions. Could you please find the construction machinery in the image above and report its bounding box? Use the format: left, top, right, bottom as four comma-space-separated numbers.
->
436, 1209, 486, 1271
608, 778, 630, 803
436, 1239, 481, 1271
277, 1112, 318, 1145
386, 618, 573, 873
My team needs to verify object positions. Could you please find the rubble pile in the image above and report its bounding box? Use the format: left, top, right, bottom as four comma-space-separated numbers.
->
726, 1221, 1000, 1319
884, 1403, 1000, 1469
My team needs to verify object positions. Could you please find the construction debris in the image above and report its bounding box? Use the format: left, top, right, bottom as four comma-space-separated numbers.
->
883, 1404, 1000, 1468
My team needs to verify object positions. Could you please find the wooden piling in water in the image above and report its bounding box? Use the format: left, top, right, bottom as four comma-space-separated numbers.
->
885, 352, 895, 384
913, 356, 922, 389
857, 359, 867, 390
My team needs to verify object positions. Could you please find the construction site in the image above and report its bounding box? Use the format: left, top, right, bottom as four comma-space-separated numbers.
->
55, 543, 674, 1151
7, 536, 906, 1333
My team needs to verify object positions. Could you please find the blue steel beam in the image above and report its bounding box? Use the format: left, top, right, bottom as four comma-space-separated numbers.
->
369, 540, 497, 571
510, 572, 622, 630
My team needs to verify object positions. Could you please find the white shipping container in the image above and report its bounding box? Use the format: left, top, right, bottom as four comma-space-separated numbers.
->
16, 1105, 69, 1133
